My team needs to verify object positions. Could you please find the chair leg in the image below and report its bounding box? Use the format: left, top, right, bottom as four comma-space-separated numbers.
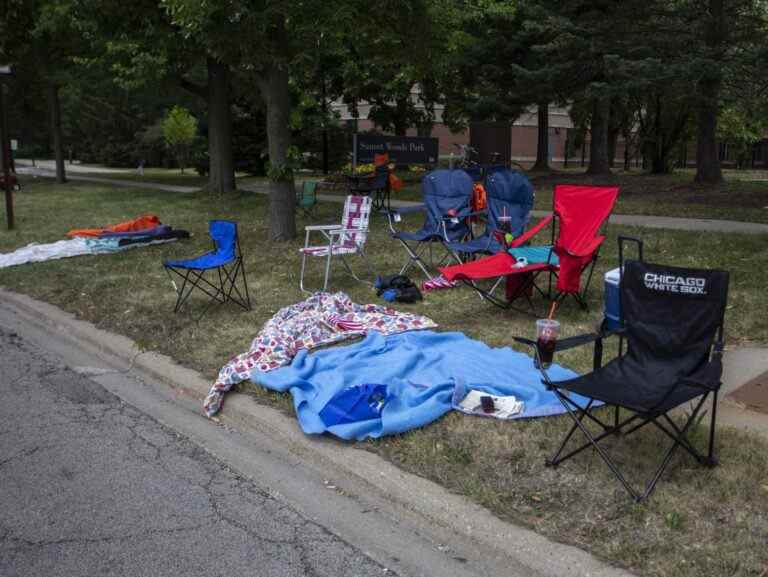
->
220, 260, 251, 310
553, 391, 642, 501
640, 397, 709, 500
551, 390, 715, 502
547, 399, 596, 466
323, 249, 333, 292
706, 389, 719, 466
397, 239, 433, 279
238, 258, 252, 310
299, 251, 309, 293
340, 249, 375, 285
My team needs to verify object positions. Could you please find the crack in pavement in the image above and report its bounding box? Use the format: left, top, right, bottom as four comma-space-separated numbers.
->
0, 326, 396, 577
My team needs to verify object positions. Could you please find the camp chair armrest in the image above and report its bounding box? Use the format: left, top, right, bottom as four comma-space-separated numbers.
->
443, 208, 482, 220
516, 326, 625, 371
555, 333, 602, 351
513, 332, 601, 352
328, 227, 368, 236
305, 224, 342, 231
676, 343, 725, 391
391, 204, 426, 215
386, 204, 426, 234
509, 215, 554, 247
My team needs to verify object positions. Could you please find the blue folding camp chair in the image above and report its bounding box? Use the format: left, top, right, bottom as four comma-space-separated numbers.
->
163, 220, 251, 318
387, 169, 474, 278
446, 168, 534, 261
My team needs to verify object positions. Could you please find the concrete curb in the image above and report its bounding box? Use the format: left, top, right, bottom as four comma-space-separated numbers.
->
0, 287, 637, 577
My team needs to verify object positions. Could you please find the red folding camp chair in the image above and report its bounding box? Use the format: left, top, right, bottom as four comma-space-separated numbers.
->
439, 184, 619, 313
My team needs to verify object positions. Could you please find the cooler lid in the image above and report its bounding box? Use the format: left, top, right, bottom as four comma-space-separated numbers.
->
604, 267, 621, 283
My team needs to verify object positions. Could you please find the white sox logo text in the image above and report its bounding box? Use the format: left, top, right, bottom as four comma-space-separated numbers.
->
644, 273, 707, 295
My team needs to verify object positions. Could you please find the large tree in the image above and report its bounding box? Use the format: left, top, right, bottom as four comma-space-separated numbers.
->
164, 0, 448, 241
687, 0, 768, 184
3, 0, 75, 182
41, 0, 237, 193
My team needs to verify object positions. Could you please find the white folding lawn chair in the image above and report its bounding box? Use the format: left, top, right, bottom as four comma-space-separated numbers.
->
299, 195, 374, 292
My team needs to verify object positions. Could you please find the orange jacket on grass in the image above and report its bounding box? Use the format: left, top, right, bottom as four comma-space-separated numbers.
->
67, 214, 161, 238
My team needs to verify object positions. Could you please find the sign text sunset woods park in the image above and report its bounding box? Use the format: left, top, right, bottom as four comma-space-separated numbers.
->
353, 134, 439, 165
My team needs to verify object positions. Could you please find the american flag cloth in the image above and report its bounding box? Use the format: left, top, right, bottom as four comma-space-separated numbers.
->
324, 314, 366, 332
204, 291, 436, 416
421, 274, 458, 292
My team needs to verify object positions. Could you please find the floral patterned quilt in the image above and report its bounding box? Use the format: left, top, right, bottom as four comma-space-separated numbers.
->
204, 292, 437, 416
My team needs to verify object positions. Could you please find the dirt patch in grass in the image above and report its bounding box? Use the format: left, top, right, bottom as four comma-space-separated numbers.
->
2, 178, 767, 577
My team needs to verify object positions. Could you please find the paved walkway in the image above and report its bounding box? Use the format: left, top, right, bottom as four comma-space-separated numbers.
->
16, 162, 768, 234
242, 183, 768, 235
16, 165, 199, 194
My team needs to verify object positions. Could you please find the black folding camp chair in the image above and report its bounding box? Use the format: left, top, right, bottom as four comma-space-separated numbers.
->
516, 260, 729, 501
163, 220, 251, 318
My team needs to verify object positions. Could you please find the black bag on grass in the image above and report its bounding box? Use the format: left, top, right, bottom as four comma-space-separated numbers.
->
375, 274, 423, 303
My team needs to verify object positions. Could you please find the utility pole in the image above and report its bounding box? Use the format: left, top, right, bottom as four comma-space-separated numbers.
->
0, 65, 14, 230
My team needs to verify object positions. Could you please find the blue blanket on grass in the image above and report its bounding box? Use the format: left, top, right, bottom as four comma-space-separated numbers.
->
254, 330, 585, 441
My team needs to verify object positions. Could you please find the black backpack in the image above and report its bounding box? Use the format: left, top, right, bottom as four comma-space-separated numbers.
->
375, 275, 423, 303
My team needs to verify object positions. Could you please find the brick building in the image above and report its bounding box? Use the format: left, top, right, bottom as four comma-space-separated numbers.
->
331, 98, 620, 167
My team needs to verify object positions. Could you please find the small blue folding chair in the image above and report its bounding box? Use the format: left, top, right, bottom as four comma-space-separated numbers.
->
163, 220, 251, 317
446, 168, 534, 261
387, 169, 474, 278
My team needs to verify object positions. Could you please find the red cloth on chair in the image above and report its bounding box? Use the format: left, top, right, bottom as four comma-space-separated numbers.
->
553, 185, 618, 294
440, 252, 550, 282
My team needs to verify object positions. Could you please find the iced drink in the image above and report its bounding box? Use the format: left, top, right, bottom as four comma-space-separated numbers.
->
535, 319, 560, 369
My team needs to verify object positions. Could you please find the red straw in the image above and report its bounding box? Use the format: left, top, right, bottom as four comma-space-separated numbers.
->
547, 301, 558, 321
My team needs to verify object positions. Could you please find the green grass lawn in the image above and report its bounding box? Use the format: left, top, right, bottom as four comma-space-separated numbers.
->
2, 177, 767, 577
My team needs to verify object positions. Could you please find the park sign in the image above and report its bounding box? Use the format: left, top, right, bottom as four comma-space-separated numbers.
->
353, 134, 439, 165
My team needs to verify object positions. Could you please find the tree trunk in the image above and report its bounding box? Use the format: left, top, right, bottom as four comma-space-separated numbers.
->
587, 96, 610, 175
695, 0, 724, 184
393, 97, 409, 136
416, 122, 433, 137
207, 58, 235, 194
651, 149, 668, 174
261, 29, 296, 242
531, 102, 550, 172
47, 81, 66, 183
695, 75, 723, 184
607, 127, 620, 169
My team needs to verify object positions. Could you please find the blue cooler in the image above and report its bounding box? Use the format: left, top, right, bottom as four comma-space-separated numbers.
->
604, 267, 622, 330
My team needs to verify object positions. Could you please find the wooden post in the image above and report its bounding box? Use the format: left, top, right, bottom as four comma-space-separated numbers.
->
0, 83, 14, 230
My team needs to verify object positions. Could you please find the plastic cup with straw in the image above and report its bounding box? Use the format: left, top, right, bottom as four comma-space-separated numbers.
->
535, 302, 560, 369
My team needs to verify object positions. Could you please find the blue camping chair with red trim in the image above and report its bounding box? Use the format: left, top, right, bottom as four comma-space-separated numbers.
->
163, 220, 251, 317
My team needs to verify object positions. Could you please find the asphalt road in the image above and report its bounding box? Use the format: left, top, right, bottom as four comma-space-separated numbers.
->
0, 327, 390, 577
